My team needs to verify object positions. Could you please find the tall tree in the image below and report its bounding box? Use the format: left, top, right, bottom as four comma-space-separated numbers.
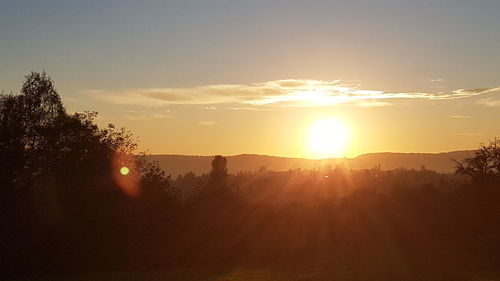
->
454, 138, 500, 186
199, 155, 230, 196
20, 71, 65, 150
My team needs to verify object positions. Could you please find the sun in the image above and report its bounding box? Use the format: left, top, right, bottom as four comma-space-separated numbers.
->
307, 118, 350, 159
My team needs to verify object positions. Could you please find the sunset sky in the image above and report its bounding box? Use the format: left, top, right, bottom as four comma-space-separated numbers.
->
1, 0, 500, 158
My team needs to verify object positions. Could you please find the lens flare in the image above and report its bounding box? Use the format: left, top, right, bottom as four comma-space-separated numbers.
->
112, 155, 140, 197
120, 166, 130, 175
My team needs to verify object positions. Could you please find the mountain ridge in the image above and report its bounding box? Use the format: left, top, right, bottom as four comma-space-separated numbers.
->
146, 150, 476, 177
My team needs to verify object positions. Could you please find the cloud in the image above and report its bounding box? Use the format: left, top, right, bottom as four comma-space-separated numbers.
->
197, 121, 217, 126
117, 110, 172, 121
455, 87, 500, 95
430, 78, 444, 82
458, 133, 484, 137
449, 115, 470, 118
355, 101, 392, 107
476, 98, 500, 107
83, 80, 500, 108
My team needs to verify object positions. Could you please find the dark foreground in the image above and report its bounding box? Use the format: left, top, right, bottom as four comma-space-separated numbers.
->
9, 265, 500, 281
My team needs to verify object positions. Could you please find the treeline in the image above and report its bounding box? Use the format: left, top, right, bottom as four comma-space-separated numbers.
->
174, 165, 463, 201
171, 161, 500, 279
1, 73, 500, 280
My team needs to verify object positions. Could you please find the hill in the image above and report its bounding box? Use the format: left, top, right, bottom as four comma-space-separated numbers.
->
147, 150, 475, 177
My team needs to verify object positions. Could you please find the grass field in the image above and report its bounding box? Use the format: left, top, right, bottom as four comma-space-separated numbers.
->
11, 266, 500, 281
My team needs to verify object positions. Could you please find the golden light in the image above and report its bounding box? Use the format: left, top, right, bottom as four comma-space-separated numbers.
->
307, 118, 350, 159
120, 166, 130, 176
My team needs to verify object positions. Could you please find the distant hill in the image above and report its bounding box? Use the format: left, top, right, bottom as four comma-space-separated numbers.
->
147, 150, 475, 177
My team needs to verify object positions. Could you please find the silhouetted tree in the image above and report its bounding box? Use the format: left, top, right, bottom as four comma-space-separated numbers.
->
454, 138, 500, 186
209, 155, 228, 181
20, 71, 65, 147
0, 93, 25, 187
1, 73, 181, 278
202, 155, 229, 195
138, 156, 178, 201
174, 171, 199, 199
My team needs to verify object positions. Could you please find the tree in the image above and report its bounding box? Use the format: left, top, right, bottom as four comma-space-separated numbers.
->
0, 72, 68, 188
137, 156, 178, 200
0, 94, 25, 186
1, 72, 182, 277
0, 72, 176, 213
197, 155, 231, 196
454, 138, 500, 186
19, 71, 65, 150
209, 155, 228, 184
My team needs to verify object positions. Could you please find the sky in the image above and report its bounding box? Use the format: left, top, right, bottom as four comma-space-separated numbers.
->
1, 0, 500, 158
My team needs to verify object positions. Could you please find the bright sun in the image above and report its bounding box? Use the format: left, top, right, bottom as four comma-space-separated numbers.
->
307, 118, 350, 159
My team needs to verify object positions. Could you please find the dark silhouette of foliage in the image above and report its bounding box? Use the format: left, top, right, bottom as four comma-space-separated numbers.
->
0, 73, 180, 278
198, 155, 232, 196
454, 138, 500, 186
209, 155, 228, 184
0, 94, 25, 187
138, 156, 179, 200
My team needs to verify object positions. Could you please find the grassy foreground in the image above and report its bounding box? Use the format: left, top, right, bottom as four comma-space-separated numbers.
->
10, 266, 500, 281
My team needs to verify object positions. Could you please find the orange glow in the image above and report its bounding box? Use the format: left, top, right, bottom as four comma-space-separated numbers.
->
307, 118, 350, 159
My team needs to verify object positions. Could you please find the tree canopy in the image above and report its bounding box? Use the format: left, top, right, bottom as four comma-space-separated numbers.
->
0, 72, 177, 220
454, 138, 500, 187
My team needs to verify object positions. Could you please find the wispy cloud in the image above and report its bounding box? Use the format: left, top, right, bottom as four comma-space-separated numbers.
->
197, 121, 217, 126
355, 101, 393, 107
476, 98, 500, 107
83, 80, 500, 108
449, 115, 470, 118
111, 110, 173, 121
430, 78, 444, 82
458, 132, 484, 137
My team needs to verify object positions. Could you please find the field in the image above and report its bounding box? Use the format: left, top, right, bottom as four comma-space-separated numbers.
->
11, 264, 500, 281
